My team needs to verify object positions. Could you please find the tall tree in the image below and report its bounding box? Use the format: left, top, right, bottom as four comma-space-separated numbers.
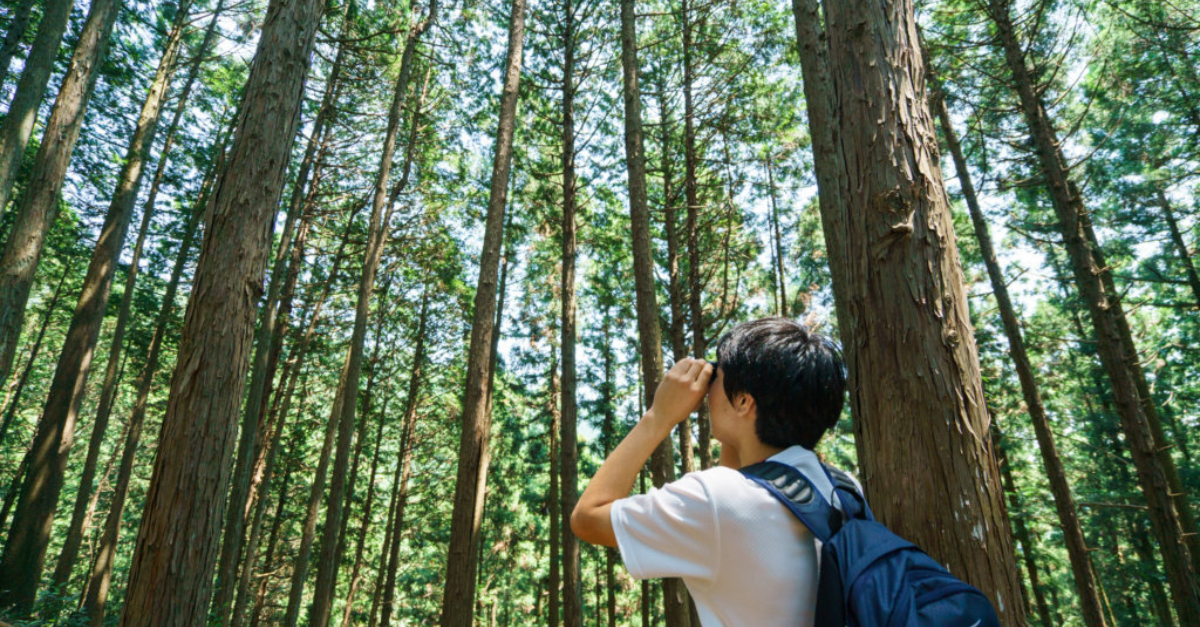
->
618, 0, 689, 624
982, 1, 1200, 619
308, 6, 436, 625
114, 0, 327, 620
793, 0, 1027, 623
0, 0, 120, 428
439, 0, 526, 623
0, 0, 73, 222
929, 68, 1108, 627
0, 0, 38, 88
4, 2, 196, 604
558, 0, 582, 622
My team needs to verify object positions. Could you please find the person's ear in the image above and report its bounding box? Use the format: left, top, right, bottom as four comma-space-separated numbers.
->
734, 392, 756, 418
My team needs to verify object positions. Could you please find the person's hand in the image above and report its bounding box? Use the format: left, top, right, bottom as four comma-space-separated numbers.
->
647, 358, 713, 428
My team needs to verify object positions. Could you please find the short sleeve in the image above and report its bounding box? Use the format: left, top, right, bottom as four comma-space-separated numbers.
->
609, 473, 719, 583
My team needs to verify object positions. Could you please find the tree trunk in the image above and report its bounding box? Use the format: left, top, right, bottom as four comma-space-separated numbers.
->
1155, 188, 1200, 309
439, 1, 525, 623
309, 8, 434, 626
796, 1, 1028, 623
115, 0, 326, 621
602, 308, 618, 627
929, 75, 1108, 627
0, 255, 73, 447
995, 432, 1053, 627
41, 5, 195, 597
559, 2, 582, 622
549, 354, 562, 627
656, 75, 686, 366
679, 0, 700, 478
765, 155, 788, 316
209, 0, 352, 615
987, 1, 1200, 619
80, 124, 226, 626
0, 0, 72, 225
0, 0, 37, 89
380, 294, 429, 627
618, 1, 688, 623
337, 377, 390, 627
0, 0, 120, 436
250, 420, 302, 627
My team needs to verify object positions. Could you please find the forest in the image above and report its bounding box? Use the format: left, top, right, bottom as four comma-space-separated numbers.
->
0, 0, 1196, 624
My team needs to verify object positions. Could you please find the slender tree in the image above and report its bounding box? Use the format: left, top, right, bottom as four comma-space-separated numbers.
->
618, 0, 689, 623
115, 0, 327, 620
439, 0, 526, 623
983, 1, 1199, 619
0, 0, 38, 88
0, 0, 120, 428
0, 0, 73, 224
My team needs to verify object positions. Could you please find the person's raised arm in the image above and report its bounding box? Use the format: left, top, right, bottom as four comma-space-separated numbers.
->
570, 358, 713, 547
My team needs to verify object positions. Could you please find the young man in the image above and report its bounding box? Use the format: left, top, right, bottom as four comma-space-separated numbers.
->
571, 317, 848, 626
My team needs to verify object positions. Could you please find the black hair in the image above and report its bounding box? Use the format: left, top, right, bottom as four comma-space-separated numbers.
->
715, 317, 847, 450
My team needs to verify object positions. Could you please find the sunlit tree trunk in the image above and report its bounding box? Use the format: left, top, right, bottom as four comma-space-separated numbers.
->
115, 0, 326, 620
0, 0, 120, 450
440, 0, 525, 623
0, 0, 72, 226
793, 1, 1026, 623
618, 1, 689, 623
42, 4, 196, 597
81, 128, 224, 625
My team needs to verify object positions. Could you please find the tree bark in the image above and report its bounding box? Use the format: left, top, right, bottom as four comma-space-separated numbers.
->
0, 0, 72, 226
618, 1, 689, 623
380, 293, 429, 627
559, 1, 582, 622
929, 75, 1108, 627
765, 155, 788, 316
0, 0, 37, 89
995, 431, 1054, 627
679, 0, 700, 478
40, 4, 195, 596
0, 0, 119, 436
549, 353, 562, 627
115, 0, 326, 621
797, 1, 1028, 623
986, 1, 1200, 619
209, 0, 352, 615
80, 124, 226, 626
439, 0, 525, 623
601, 307, 618, 627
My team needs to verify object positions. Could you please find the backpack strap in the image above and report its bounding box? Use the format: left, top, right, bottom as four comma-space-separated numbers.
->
821, 463, 874, 521
739, 461, 842, 542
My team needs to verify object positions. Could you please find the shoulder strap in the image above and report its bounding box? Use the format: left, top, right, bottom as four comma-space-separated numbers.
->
821, 463, 873, 521
739, 461, 842, 542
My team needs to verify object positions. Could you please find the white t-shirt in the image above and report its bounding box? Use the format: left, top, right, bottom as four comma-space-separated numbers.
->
610, 446, 844, 627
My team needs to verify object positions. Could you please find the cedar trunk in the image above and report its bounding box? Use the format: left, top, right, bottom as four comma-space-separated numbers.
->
209, 1, 352, 615
80, 141, 217, 625
41, 4, 194, 595
618, 1, 689, 623
986, 1, 1200, 619
811, 1, 1027, 623
115, 0, 326, 621
0, 0, 72, 226
929, 78, 1108, 627
559, 1, 583, 622
0, 0, 120, 437
439, 0, 525, 623
379, 296, 428, 627
0, 0, 37, 88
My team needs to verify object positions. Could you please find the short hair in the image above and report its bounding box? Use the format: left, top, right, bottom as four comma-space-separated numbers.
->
715, 317, 846, 449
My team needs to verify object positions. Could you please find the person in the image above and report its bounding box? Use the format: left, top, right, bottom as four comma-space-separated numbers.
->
571, 317, 850, 627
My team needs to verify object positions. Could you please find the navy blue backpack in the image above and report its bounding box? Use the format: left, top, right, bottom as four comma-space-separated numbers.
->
740, 461, 1002, 627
